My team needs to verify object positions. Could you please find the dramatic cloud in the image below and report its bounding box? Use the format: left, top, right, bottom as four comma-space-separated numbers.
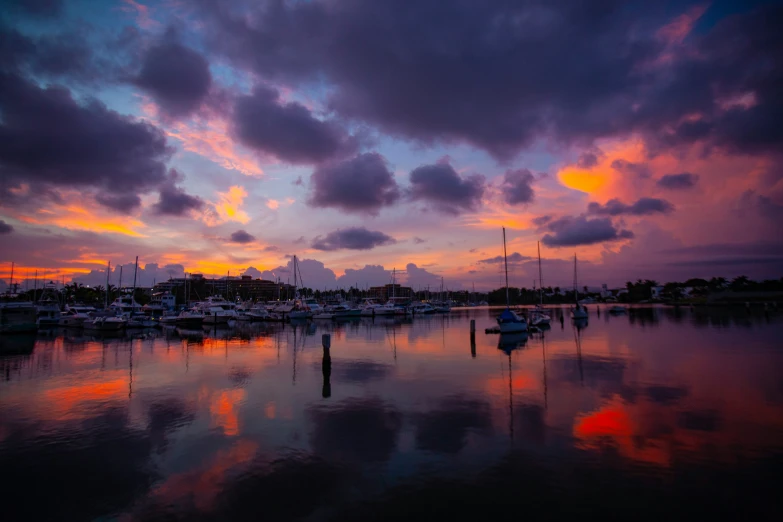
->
577, 151, 601, 169
0, 73, 170, 206
136, 38, 212, 118
337, 265, 392, 287
478, 252, 531, 264
229, 230, 256, 244
0, 219, 13, 234
588, 197, 674, 216
610, 159, 651, 178
657, 172, 699, 190
532, 215, 553, 227
94, 192, 142, 214
308, 152, 400, 215
151, 184, 204, 217
408, 162, 484, 214
4, 0, 63, 18
233, 85, 356, 164
542, 216, 634, 247
202, 1, 783, 161
500, 168, 535, 205
311, 227, 396, 251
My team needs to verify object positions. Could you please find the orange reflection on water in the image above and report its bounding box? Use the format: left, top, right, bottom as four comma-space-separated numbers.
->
150, 439, 259, 511
42, 377, 128, 420
574, 397, 671, 467
209, 389, 246, 436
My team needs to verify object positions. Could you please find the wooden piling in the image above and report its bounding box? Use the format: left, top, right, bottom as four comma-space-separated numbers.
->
470, 319, 475, 333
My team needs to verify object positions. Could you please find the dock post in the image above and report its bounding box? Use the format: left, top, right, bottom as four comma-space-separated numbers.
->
322, 334, 331, 398
469, 319, 476, 358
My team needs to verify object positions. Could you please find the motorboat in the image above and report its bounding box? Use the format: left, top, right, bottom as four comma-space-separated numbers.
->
202, 305, 236, 324
411, 302, 436, 314
175, 309, 204, 327
84, 315, 127, 331
326, 303, 362, 317
36, 298, 61, 328
313, 312, 335, 320
0, 302, 38, 333
608, 305, 628, 314
109, 294, 143, 317
58, 305, 95, 327
158, 311, 179, 325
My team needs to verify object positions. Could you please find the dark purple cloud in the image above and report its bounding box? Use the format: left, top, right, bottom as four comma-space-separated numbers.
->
577, 150, 601, 169
657, 172, 699, 190
0, 73, 171, 209
151, 184, 204, 217
94, 193, 142, 214
542, 216, 634, 247
308, 152, 400, 215
312, 227, 396, 251
532, 215, 553, 227
478, 252, 531, 264
587, 197, 674, 216
200, 2, 783, 161
611, 159, 651, 178
0, 219, 13, 234
233, 85, 357, 164
229, 230, 256, 244
4, 0, 62, 18
408, 162, 484, 214
136, 38, 212, 118
500, 168, 535, 205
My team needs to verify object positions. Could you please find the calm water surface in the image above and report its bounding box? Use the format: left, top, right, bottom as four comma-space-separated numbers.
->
1, 306, 782, 521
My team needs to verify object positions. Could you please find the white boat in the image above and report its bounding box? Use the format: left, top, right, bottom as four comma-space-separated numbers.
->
608, 305, 628, 314
109, 294, 143, 317
411, 302, 436, 314
158, 311, 179, 325
202, 305, 236, 324
36, 282, 62, 327
58, 305, 95, 327
570, 254, 589, 320
175, 309, 204, 326
0, 302, 38, 333
84, 315, 127, 331
496, 227, 528, 333
325, 303, 362, 317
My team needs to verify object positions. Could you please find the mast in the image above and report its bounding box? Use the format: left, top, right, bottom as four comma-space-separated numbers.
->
573, 254, 578, 304
9, 262, 13, 295
293, 256, 298, 297
118, 266, 123, 297
538, 241, 543, 307
132, 256, 138, 301
34, 270, 38, 302
503, 227, 510, 307
105, 261, 111, 308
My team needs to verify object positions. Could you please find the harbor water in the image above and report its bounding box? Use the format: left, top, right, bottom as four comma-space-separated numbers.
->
1, 306, 781, 521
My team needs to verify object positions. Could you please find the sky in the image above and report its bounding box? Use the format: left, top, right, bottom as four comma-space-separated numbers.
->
0, 0, 781, 291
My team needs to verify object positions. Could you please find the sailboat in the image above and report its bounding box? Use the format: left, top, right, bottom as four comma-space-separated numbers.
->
530, 241, 551, 327
570, 254, 589, 320
496, 227, 528, 333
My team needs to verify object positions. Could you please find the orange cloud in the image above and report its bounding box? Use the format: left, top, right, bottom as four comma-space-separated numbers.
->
212, 185, 251, 225
167, 118, 264, 177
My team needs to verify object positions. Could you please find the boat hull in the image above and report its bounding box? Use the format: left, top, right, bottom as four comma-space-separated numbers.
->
499, 321, 528, 333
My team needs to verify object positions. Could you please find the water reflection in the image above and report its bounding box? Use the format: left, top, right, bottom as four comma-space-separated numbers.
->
0, 306, 781, 521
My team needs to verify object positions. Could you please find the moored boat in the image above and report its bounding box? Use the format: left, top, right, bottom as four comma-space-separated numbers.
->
0, 302, 39, 334
496, 227, 528, 333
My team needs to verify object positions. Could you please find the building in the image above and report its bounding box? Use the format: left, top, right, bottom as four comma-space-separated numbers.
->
368, 284, 412, 301
152, 274, 294, 303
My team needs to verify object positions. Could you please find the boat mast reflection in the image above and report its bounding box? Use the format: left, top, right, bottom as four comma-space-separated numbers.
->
497, 332, 529, 442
